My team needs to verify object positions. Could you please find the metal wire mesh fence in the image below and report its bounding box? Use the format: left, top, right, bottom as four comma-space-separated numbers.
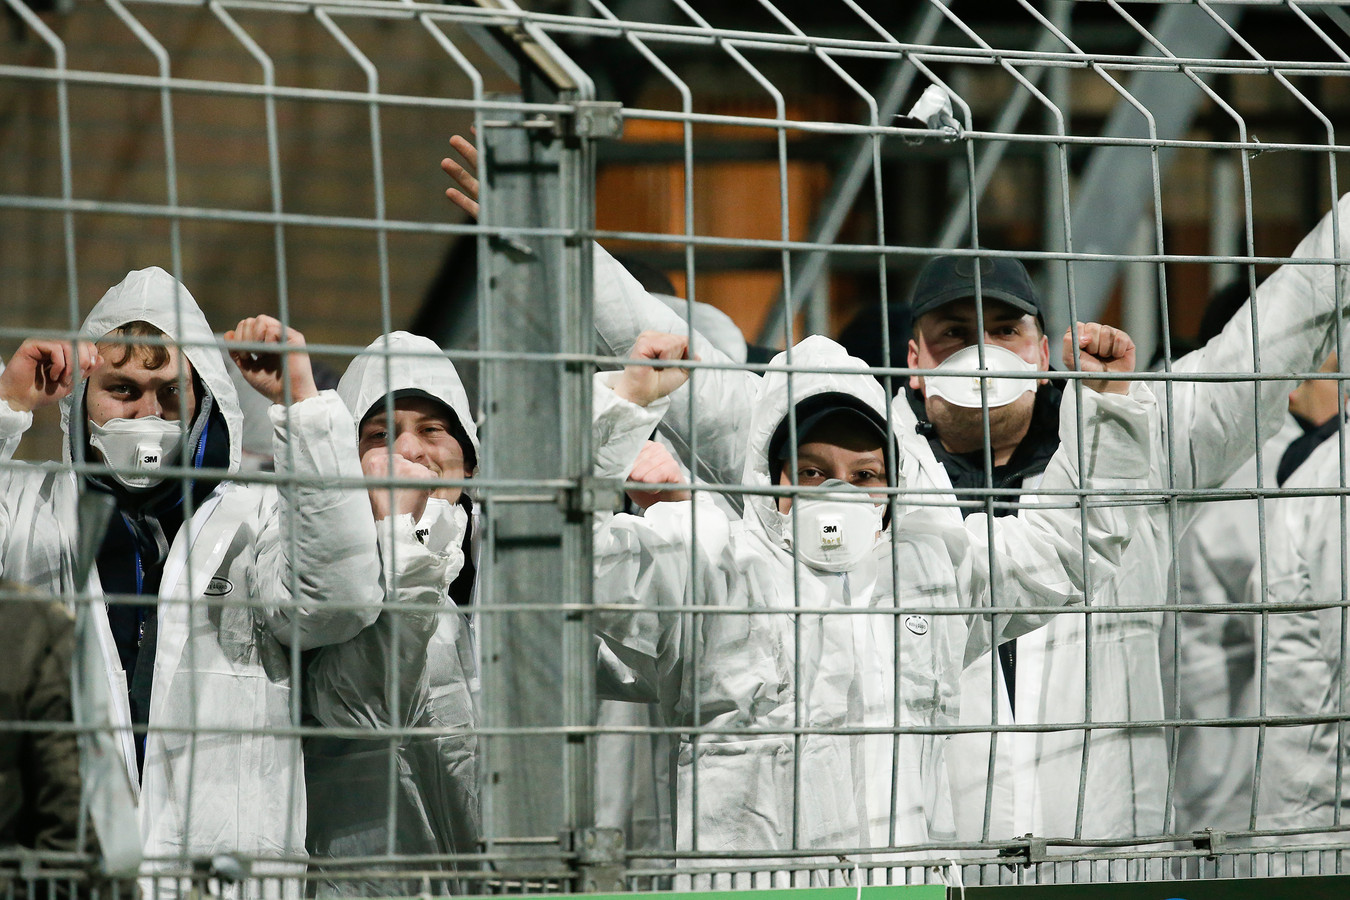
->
5, 0, 1350, 895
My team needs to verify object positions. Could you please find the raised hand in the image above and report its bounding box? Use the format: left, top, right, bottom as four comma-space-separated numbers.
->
0, 339, 103, 413
1063, 322, 1136, 395
362, 449, 435, 522
441, 134, 480, 219
614, 331, 696, 407
225, 316, 318, 405
625, 440, 691, 509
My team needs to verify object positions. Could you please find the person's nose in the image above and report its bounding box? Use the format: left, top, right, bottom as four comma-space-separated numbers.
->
394, 429, 424, 462
129, 393, 162, 419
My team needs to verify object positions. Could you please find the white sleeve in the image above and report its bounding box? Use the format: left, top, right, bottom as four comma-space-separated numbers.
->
254, 390, 382, 648
592, 497, 729, 708
954, 384, 1156, 658
0, 399, 27, 579
594, 244, 757, 499
1163, 193, 1350, 527
0, 398, 33, 461
306, 511, 464, 729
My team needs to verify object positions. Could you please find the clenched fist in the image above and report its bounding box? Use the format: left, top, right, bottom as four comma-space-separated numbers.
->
226, 316, 318, 406
625, 440, 691, 510
1062, 322, 1136, 395
362, 450, 436, 522
0, 339, 102, 413
614, 331, 697, 408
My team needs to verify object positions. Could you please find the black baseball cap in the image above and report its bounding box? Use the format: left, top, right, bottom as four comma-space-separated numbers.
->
767, 392, 891, 471
909, 255, 1042, 326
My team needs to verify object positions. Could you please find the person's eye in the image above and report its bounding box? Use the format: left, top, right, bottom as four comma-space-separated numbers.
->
364, 430, 388, 443
422, 424, 446, 435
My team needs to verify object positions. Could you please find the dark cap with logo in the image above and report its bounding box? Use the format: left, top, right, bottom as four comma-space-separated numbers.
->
909, 255, 1042, 325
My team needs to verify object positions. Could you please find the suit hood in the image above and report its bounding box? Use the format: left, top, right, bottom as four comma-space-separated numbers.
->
335, 332, 480, 467
61, 267, 242, 473
743, 335, 897, 540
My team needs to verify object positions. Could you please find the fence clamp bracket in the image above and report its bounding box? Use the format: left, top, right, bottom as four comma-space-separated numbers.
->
16, 850, 39, 881
998, 833, 1047, 866
1193, 827, 1226, 858
561, 101, 624, 140
563, 827, 626, 893
561, 476, 625, 519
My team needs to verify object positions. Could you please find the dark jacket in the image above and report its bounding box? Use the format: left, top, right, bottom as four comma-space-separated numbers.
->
907, 380, 1065, 518
0, 589, 82, 856
905, 381, 1066, 709
0, 587, 98, 900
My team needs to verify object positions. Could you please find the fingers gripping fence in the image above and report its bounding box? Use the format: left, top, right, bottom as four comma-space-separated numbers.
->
3, 0, 1350, 897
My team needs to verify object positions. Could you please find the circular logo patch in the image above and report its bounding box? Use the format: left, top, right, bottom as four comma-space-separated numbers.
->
904, 614, 929, 636
204, 577, 234, 597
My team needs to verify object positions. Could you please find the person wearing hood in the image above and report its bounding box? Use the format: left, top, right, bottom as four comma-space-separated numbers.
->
441, 137, 1176, 866
899, 242, 1350, 873
1167, 281, 1344, 850
584, 327, 1149, 881
301, 332, 481, 896
1245, 393, 1350, 874
0, 270, 382, 890
562, 218, 1350, 875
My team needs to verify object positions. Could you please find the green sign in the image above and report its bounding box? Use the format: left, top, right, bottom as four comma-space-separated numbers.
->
585, 887, 946, 900
960, 873, 1350, 899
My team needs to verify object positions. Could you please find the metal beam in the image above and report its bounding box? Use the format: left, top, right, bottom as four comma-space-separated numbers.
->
475, 0, 598, 864
1044, 2, 1244, 336
755, 3, 945, 346
935, 31, 1058, 251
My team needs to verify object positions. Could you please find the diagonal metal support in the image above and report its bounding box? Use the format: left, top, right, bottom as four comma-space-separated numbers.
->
936, 31, 1059, 251
1043, 2, 1244, 334
755, 4, 945, 346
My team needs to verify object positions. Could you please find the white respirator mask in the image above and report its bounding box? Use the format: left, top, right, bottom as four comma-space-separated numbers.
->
922, 344, 1037, 409
414, 498, 470, 555
88, 416, 185, 491
782, 479, 884, 573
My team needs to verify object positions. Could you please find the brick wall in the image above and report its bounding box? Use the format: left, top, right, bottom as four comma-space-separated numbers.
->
2, 4, 500, 457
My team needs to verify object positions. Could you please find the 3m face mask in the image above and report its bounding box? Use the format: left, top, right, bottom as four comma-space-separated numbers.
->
922, 344, 1037, 409
782, 479, 884, 573
414, 498, 469, 555
88, 416, 184, 491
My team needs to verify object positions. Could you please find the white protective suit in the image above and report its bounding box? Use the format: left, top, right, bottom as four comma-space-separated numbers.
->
588, 335, 1151, 880
1167, 415, 1302, 837
302, 332, 482, 895
1253, 421, 1350, 872
594, 290, 748, 859
0, 269, 382, 891
938, 198, 1350, 861
591, 192, 1350, 860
